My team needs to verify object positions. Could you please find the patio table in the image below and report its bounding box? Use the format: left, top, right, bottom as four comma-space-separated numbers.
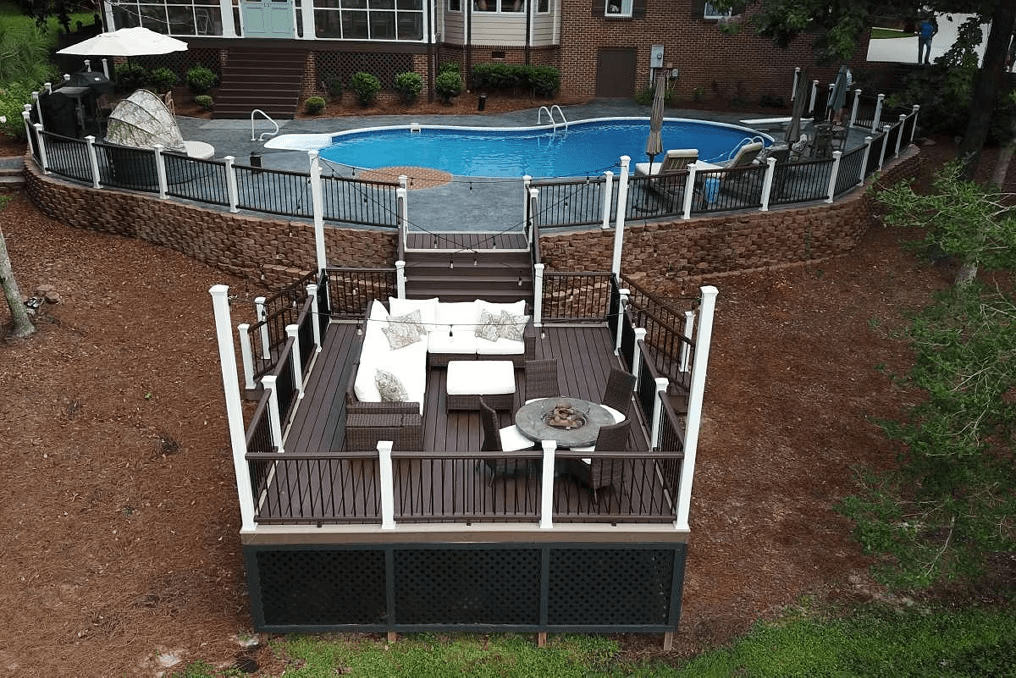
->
514, 397, 615, 448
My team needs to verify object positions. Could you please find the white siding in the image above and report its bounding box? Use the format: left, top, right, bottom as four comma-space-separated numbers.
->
530, 13, 555, 46
470, 14, 527, 46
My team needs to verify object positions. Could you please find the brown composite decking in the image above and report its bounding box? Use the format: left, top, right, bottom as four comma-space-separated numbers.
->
406, 231, 529, 251
264, 320, 674, 525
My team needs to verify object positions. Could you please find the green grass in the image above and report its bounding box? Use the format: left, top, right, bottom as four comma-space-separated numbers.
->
169, 604, 1016, 677
870, 27, 914, 40
0, 0, 94, 45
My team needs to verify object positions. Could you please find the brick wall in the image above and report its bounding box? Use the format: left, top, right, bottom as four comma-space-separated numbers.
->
22, 147, 918, 291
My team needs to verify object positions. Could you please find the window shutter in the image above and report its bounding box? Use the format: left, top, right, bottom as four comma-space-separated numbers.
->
632, 0, 646, 18
690, 0, 705, 18
591, 0, 605, 16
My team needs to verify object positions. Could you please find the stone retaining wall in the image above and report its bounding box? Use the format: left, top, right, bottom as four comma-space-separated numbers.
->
23, 147, 919, 290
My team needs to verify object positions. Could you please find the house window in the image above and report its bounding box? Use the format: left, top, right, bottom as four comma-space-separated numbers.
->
111, 0, 224, 36
448, 0, 460, 11
605, 0, 631, 17
475, 0, 524, 12
314, 0, 422, 39
703, 2, 731, 19
537, 0, 548, 12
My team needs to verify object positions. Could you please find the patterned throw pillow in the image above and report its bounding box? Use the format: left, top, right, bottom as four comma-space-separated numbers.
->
375, 369, 408, 402
474, 309, 502, 342
496, 311, 528, 342
382, 309, 425, 350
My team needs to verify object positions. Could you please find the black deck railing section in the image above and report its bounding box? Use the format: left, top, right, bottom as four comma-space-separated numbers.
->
235, 164, 313, 217
245, 393, 276, 455
164, 152, 230, 206
626, 172, 688, 221
272, 338, 298, 424
694, 163, 766, 214
835, 145, 866, 197
262, 269, 318, 319
39, 133, 91, 183
770, 157, 833, 206
324, 267, 398, 319
95, 141, 160, 193
541, 271, 613, 322
322, 174, 401, 228
621, 274, 696, 394
531, 175, 611, 228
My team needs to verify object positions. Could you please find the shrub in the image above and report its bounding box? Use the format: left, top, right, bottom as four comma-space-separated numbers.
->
0, 81, 36, 139
472, 63, 517, 91
304, 96, 326, 114
527, 65, 559, 97
0, 23, 56, 86
438, 60, 461, 76
393, 71, 423, 103
326, 78, 343, 101
186, 66, 217, 95
147, 67, 178, 94
113, 63, 149, 92
194, 95, 214, 111
348, 71, 381, 107
471, 64, 560, 96
435, 71, 462, 104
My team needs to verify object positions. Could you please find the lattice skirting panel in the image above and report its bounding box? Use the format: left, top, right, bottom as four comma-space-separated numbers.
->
245, 542, 686, 633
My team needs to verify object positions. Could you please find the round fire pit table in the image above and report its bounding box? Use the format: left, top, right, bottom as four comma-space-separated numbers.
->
514, 398, 616, 448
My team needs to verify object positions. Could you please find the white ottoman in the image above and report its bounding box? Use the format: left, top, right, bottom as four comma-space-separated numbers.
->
446, 360, 515, 411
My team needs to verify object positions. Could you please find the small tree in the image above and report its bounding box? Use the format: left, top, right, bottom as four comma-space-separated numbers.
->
0, 198, 35, 339
393, 72, 423, 104
348, 72, 381, 107
435, 71, 462, 104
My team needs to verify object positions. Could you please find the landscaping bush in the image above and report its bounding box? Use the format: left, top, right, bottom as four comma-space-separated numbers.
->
185, 66, 217, 95
194, 94, 214, 111
348, 71, 381, 107
0, 81, 36, 139
0, 22, 56, 86
393, 71, 423, 103
326, 78, 343, 101
472, 63, 518, 91
113, 63, 149, 93
304, 96, 326, 114
527, 65, 560, 97
147, 67, 178, 94
471, 63, 560, 96
435, 71, 462, 104
438, 60, 461, 76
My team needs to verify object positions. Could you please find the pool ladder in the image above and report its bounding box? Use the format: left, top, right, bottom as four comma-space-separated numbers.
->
537, 105, 568, 133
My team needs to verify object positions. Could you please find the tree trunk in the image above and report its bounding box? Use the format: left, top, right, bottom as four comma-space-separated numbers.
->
0, 226, 35, 339
957, 1, 1016, 181
988, 114, 1016, 188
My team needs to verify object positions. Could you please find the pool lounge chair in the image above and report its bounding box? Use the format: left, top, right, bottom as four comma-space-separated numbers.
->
695, 140, 765, 172
693, 141, 766, 206
633, 148, 699, 176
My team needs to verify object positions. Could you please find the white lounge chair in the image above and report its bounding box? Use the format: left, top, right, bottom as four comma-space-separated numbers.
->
695, 140, 765, 172
633, 148, 699, 177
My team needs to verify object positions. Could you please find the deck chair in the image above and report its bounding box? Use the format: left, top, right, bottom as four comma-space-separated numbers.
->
694, 140, 766, 205
480, 398, 534, 452
569, 419, 632, 503
600, 368, 636, 423
633, 148, 699, 177
524, 359, 560, 405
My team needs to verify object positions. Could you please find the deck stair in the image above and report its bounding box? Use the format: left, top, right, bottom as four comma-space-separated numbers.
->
212, 48, 305, 120
0, 157, 25, 188
402, 231, 533, 303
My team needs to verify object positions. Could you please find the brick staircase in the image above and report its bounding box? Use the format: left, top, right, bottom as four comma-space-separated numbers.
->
0, 157, 25, 189
402, 233, 534, 304
212, 48, 306, 119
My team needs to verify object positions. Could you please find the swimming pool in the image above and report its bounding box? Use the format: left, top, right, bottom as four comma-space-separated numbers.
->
278, 118, 770, 179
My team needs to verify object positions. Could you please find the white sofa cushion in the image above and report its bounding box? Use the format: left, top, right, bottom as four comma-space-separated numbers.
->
476, 299, 526, 320
428, 325, 479, 354
353, 300, 392, 402
476, 334, 526, 356
389, 296, 439, 332
435, 301, 478, 326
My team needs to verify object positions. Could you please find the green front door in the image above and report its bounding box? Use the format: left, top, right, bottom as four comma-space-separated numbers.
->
241, 0, 295, 37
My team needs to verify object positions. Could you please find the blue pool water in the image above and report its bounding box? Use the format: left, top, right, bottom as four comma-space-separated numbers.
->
317, 118, 768, 178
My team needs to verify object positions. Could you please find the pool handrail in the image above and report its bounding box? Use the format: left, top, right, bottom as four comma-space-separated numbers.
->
251, 109, 280, 142
537, 105, 568, 133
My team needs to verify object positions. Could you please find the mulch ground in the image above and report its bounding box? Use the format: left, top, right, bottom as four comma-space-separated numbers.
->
1, 109, 1013, 674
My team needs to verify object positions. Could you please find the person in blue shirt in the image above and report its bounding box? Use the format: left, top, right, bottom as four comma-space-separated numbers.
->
918, 14, 938, 65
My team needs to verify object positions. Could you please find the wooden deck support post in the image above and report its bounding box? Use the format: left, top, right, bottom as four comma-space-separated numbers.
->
611, 156, 630, 278
826, 151, 841, 204
538, 632, 547, 647
209, 285, 256, 532
309, 151, 327, 274
675, 285, 718, 532
849, 89, 861, 128
539, 440, 556, 529
663, 631, 674, 651
601, 170, 614, 230
84, 135, 101, 189
378, 440, 396, 529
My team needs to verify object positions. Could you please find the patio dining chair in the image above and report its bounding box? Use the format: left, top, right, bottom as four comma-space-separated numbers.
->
569, 419, 632, 503
479, 398, 536, 479
524, 359, 560, 404
600, 367, 636, 423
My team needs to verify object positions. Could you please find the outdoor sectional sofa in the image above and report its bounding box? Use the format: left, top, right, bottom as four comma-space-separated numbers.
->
344, 297, 535, 450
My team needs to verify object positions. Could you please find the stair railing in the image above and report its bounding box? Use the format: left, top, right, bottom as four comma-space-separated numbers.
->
250, 109, 280, 142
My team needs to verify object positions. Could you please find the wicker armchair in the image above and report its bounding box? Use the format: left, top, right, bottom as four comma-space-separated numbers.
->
344, 362, 423, 451
571, 419, 632, 503
524, 359, 560, 404
601, 368, 637, 421
480, 398, 534, 478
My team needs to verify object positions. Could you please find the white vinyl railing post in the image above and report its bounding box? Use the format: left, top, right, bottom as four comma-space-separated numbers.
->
395, 260, 407, 298
849, 89, 861, 127
615, 289, 629, 355
22, 112, 35, 158
632, 327, 647, 388
397, 186, 408, 249
682, 163, 697, 219
614, 155, 630, 234
895, 114, 907, 156
261, 375, 284, 453
34, 124, 49, 174
309, 151, 327, 273
377, 441, 396, 529
675, 285, 718, 532
528, 187, 539, 247
286, 324, 303, 397
209, 285, 255, 532
84, 135, 101, 189
601, 170, 614, 230
522, 174, 532, 228
826, 150, 842, 203
791, 66, 800, 102
101, 58, 109, 79
679, 310, 695, 373
540, 440, 556, 529
255, 296, 270, 360
224, 156, 239, 213
237, 323, 256, 390
871, 93, 884, 133
650, 377, 669, 449
878, 124, 891, 169
759, 156, 776, 211
859, 136, 873, 185
909, 105, 920, 144
533, 263, 545, 327
306, 283, 321, 351
154, 144, 168, 199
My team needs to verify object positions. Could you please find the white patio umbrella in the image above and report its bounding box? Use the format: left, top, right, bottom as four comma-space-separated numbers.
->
644, 70, 667, 167
57, 26, 188, 58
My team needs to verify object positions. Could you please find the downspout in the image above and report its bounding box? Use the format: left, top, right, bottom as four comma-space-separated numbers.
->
525, 0, 532, 65
466, 0, 472, 91
428, 0, 436, 102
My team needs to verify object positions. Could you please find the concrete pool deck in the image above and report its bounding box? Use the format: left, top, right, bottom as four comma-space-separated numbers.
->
173, 100, 877, 234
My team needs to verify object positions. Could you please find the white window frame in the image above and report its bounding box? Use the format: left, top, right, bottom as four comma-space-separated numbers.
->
605, 0, 631, 18
703, 2, 732, 19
